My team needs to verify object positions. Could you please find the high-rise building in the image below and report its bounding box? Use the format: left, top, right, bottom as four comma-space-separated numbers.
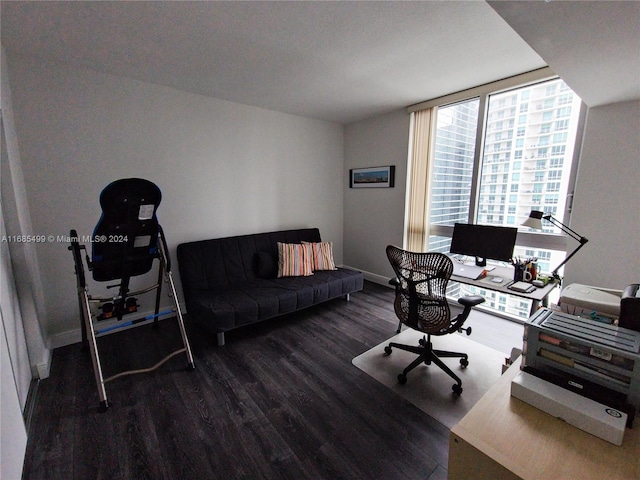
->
428, 78, 583, 319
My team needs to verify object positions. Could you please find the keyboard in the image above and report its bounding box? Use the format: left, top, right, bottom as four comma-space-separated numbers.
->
451, 262, 489, 280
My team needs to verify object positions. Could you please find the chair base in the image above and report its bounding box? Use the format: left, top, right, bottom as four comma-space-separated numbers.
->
385, 334, 468, 395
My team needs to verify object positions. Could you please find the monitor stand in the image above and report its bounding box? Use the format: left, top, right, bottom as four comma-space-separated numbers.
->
475, 257, 487, 267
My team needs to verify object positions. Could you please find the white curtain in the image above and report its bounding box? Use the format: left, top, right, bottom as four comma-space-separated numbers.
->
405, 108, 435, 252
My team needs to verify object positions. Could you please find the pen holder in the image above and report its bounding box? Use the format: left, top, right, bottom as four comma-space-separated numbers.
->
514, 264, 525, 282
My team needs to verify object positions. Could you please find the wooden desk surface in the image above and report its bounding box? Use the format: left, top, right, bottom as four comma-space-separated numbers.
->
450, 264, 557, 303
450, 357, 640, 480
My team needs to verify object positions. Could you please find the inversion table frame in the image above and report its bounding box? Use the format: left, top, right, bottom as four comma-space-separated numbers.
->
69, 183, 195, 411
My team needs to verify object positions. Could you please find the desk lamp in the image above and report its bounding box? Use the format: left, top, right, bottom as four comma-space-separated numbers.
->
522, 210, 588, 282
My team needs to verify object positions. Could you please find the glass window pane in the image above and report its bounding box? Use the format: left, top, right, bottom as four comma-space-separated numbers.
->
429, 99, 480, 226
428, 234, 451, 254
477, 79, 582, 232
422, 78, 582, 321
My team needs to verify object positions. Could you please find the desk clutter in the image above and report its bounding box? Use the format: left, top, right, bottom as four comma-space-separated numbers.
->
515, 307, 640, 445
508, 281, 536, 293
507, 256, 553, 292
511, 256, 537, 282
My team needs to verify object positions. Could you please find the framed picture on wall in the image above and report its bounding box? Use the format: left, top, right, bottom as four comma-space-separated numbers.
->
349, 165, 395, 188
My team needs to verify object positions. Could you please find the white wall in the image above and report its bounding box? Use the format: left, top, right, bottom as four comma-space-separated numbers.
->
1, 45, 41, 480
565, 100, 640, 290
6, 55, 345, 344
0, 200, 32, 406
343, 109, 409, 284
1, 47, 51, 379
1, 309, 28, 480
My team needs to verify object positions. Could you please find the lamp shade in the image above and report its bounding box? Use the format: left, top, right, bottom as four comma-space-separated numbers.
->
522, 210, 544, 230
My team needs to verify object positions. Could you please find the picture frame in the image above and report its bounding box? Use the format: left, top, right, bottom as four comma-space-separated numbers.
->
349, 165, 395, 188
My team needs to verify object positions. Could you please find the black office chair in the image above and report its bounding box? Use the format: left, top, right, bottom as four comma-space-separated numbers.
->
69, 178, 195, 411
384, 245, 485, 395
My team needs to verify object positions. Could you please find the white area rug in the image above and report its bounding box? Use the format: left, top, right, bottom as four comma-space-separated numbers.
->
352, 328, 506, 428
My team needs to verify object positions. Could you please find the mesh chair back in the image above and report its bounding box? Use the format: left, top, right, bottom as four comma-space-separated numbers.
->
386, 245, 453, 334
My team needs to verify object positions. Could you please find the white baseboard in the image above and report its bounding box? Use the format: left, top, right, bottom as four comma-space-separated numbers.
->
32, 347, 52, 380
36, 361, 50, 380
49, 328, 82, 349
341, 265, 393, 288
49, 268, 391, 349
49, 303, 186, 349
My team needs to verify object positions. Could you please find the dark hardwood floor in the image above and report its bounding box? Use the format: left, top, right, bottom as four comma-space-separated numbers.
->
23, 281, 518, 480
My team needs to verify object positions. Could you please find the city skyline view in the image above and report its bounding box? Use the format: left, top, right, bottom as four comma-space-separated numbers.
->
427, 78, 583, 318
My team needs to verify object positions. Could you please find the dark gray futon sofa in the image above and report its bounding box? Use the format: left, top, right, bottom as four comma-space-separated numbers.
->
177, 228, 364, 345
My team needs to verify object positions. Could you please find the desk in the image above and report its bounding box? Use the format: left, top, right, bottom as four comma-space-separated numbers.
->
450, 264, 557, 315
448, 357, 640, 480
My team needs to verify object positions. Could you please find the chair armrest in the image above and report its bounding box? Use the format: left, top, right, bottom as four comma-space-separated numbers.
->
457, 295, 485, 308
446, 295, 486, 335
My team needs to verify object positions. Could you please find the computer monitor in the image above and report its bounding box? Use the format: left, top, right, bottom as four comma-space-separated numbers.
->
450, 223, 518, 267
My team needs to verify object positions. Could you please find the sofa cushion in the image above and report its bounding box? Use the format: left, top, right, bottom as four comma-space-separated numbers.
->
277, 242, 314, 277
304, 241, 337, 271
255, 251, 278, 278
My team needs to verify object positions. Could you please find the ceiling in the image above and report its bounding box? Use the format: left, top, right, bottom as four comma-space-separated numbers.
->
1, 1, 638, 124
489, 1, 639, 109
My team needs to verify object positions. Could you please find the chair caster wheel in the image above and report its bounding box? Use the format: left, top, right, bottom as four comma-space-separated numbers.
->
384, 346, 392, 355
398, 373, 407, 385
458, 326, 472, 336
452, 384, 463, 396
460, 358, 469, 368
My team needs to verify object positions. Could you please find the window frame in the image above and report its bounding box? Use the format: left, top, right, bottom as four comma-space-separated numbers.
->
408, 67, 587, 256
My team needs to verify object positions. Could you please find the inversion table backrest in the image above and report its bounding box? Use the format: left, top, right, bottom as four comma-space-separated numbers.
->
91, 178, 162, 282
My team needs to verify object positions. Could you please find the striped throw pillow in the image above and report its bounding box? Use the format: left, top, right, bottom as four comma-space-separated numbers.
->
277, 242, 314, 277
303, 241, 337, 271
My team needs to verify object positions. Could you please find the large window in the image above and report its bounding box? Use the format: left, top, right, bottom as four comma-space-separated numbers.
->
409, 72, 585, 319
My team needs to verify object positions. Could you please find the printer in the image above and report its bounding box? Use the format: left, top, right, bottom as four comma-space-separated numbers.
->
620, 284, 640, 331
559, 283, 640, 331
